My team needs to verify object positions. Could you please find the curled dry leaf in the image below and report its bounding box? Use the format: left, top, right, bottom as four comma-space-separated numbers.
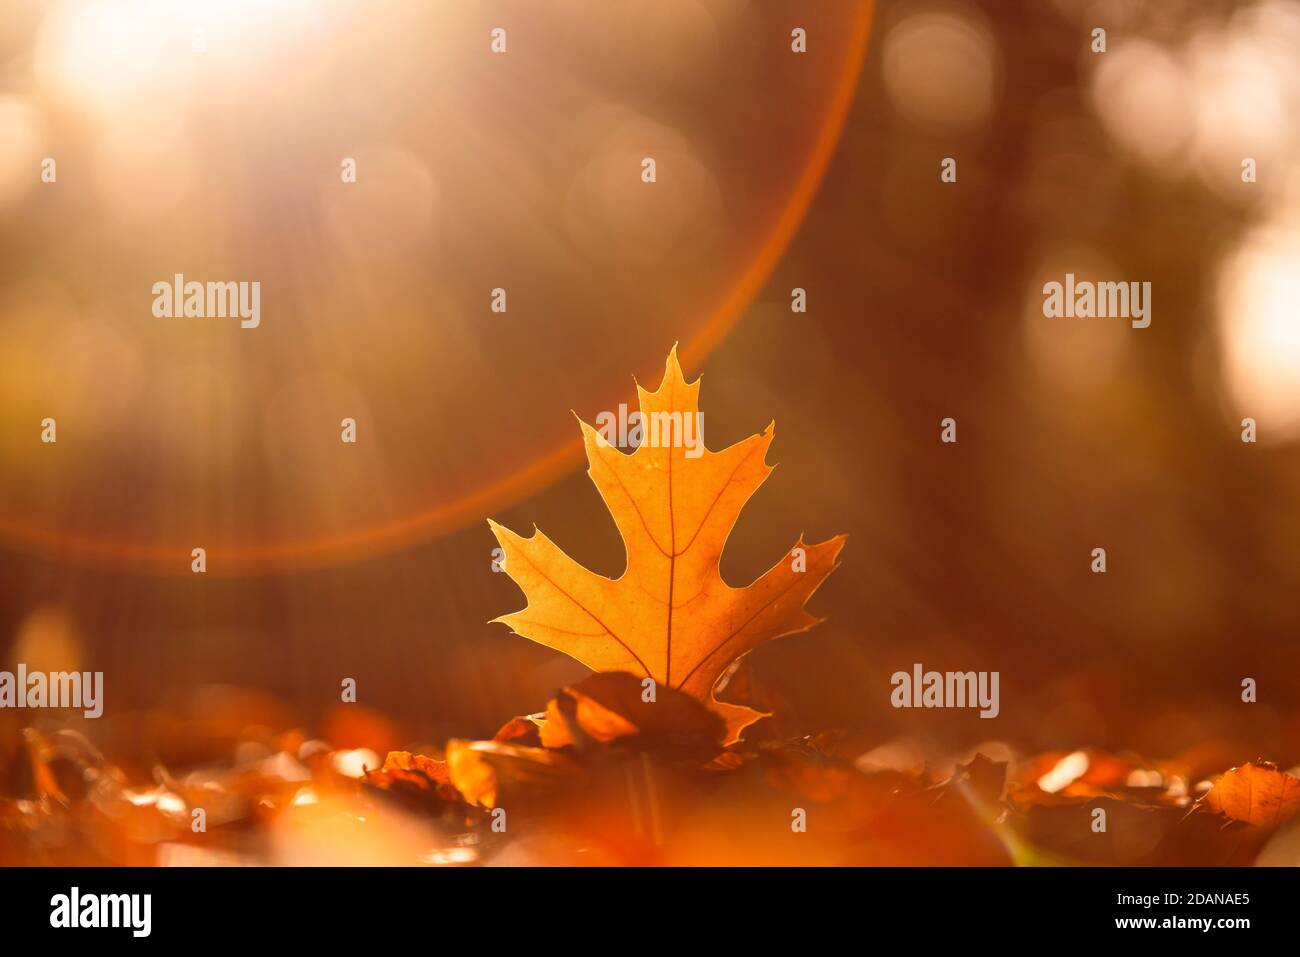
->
538, 671, 725, 759
945, 752, 1008, 811
445, 739, 580, 809
488, 347, 846, 744
363, 750, 459, 805
493, 716, 542, 747
1202, 761, 1300, 828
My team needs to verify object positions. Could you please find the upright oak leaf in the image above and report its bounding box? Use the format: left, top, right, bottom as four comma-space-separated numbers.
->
489, 347, 846, 744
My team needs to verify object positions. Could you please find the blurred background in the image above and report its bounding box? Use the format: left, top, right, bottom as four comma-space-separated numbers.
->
2, 0, 1298, 776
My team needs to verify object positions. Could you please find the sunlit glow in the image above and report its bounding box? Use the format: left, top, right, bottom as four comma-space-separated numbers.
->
1187, 3, 1300, 196
1126, 768, 1163, 788
1090, 39, 1192, 169
1037, 750, 1090, 793
332, 748, 381, 779
1, 0, 874, 574
1218, 225, 1300, 441
0, 96, 42, 208
1086, 2, 1300, 196
882, 4, 1000, 134
124, 787, 188, 817
36, 0, 317, 116
421, 846, 479, 865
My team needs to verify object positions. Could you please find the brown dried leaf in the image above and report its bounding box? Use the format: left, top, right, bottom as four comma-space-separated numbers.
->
445, 740, 580, 808
946, 752, 1008, 809
537, 671, 725, 759
493, 716, 542, 747
364, 750, 452, 790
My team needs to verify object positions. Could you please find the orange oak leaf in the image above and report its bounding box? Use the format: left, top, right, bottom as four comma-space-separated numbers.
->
1202, 762, 1300, 828
488, 347, 846, 744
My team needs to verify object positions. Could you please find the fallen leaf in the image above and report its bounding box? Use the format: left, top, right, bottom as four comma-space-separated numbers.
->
946, 752, 1008, 809
445, 740, 580, 809
363, 750, 462, 814
493, 716, 543, 747
538, 671, 725, 758
489, 347, 846, 743
365, 750, 452, 789
1202, 761, 1300, 828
